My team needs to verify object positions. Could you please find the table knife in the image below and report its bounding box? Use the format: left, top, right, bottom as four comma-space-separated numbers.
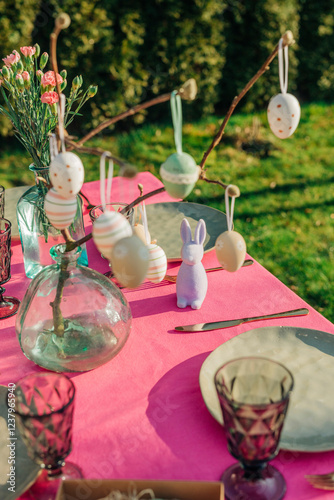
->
174, 307, 309, 332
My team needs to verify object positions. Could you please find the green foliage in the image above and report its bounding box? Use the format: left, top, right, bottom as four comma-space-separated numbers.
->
0, 0, 40, 135
218, 0, 299, 113
297, 0, 334, 101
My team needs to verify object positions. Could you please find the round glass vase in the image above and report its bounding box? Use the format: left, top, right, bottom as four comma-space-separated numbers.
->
15, 244, 132, 373
16, 164, 88, 279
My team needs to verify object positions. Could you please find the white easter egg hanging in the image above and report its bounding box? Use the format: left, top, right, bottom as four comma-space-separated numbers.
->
44, 188, 77, 230
160, 152, 200, 200
92, 211, 132, 261
50, 151, 84, 198
267, 93, 300, 139
111, 235, 149, 289
215, 230, 246, 272
146, 243, 167, 283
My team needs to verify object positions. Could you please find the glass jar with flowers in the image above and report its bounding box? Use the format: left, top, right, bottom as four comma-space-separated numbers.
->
0, 44, 97, 278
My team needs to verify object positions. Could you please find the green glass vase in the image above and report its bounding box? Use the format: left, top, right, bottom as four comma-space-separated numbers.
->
16, 164, 88, 279
15, 245, 132, 372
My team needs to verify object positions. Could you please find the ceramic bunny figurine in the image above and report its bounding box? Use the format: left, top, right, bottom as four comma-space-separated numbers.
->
176, 218, 208, 309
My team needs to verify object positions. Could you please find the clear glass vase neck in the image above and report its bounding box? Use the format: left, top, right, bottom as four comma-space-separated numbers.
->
50, 244, 82, 266
29, 163, 50, 192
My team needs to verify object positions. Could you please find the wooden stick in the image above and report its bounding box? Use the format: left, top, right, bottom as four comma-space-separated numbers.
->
199, 31, 294, 170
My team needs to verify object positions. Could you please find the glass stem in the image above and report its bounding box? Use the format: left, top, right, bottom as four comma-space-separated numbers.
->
46, 465, 64, 479
242, 462, 267, 480
0, 286, 5, 303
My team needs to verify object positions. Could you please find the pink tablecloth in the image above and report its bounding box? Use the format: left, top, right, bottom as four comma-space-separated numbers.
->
2, 172, 334, 499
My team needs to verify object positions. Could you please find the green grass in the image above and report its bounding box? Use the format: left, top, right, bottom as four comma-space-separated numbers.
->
1, 102, 333, 321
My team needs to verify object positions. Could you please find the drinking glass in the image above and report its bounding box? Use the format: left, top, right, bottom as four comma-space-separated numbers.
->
15, 372, 82, 500
0, 218, 20, 319
0, 185, 4, 218
215, 356, 294, 500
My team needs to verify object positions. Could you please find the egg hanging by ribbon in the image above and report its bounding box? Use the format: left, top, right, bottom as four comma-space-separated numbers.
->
111, 235, 149, 289
92, 211, 132, 261
160, 152, 200, 200
44, 188, 77, 230
50, 151, 85, 198
146, 243, 167, 283
267, 93, 300, 139
215, 230, 246, 272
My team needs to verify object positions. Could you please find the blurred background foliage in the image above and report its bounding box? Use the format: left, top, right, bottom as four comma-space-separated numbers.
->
0, 0, 333, 138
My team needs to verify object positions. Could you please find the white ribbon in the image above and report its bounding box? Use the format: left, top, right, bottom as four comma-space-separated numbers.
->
278, 38, 289, 94
100, 152, 114, 212
56, 93, 66, 153
49, 133, 58, 161
225, 185, 235, 232
139, 202, 150, 245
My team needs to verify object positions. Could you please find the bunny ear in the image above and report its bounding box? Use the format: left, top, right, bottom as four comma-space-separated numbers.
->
180, 218, 192, 243
194, 219, 206, 246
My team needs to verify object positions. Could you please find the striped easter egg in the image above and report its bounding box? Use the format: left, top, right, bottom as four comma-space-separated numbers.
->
146, 243, 167, 283
92, 211, 132, 261
44, 188, 77, 230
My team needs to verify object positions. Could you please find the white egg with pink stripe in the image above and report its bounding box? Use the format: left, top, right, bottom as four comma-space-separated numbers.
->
146, 243, 167, 283
92, 211, 132, 261
44, 188, 77, 230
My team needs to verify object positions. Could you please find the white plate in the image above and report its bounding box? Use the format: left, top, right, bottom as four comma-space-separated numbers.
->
199, 326, 334, 452
146, 202, 227, 261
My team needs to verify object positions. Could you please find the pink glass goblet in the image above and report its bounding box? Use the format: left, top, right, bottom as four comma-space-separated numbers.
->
15, 373, 82, 500
215, 356, 294, 500
0, 218, 20, 319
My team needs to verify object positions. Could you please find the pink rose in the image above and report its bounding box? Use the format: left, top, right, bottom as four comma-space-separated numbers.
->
2, 50, 20, 67
22, 71, 30, 81
41, 91, 59, 105
41, 71, 63, 88
20, 46, 36, 57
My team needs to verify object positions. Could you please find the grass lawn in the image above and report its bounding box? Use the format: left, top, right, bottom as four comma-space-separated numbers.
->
0, 102, 333, 321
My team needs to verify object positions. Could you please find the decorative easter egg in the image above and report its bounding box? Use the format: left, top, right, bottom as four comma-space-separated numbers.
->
50, 151, 84, 198
44, 188, 77, 230
111, 235, 149, 289
133, 223, 151, 245
92, 211, 132, 261
160, 152, 200, 199
267, 93, 301, 139
146, 243, 167, 283
215, 230, 246, 272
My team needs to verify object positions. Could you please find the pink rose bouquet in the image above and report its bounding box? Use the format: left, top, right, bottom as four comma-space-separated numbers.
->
0, 44, 98, 169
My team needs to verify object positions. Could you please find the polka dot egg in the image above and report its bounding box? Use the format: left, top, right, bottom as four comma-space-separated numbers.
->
146, 243, 167, 283
267, 93, 301, 139
44, 188, 77, 230
92, 211, 132, 261
111, 235, 149, 289
160, 152, 200, 199
215, 230, 246, 272
50, 151, 84, 198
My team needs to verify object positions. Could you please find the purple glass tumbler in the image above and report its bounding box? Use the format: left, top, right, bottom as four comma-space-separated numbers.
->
215, 356, 294, 500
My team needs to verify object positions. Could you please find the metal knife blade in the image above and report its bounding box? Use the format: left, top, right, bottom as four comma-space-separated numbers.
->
174, 307, 309, 332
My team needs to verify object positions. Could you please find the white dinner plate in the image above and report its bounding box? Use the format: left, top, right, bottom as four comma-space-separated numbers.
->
146, 202, 227, 261
199, 325, 334, 452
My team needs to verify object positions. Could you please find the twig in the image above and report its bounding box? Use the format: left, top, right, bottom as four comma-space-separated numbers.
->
75, 92, 178, 147
65, 138, 132, 169
199, 31, 295, 171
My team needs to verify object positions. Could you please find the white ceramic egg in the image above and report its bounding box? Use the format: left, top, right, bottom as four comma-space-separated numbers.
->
44, 188, 77, 230
267, 93, 301, 139
92, 211, 132, 261
146, 243, 167, 283
111, 235, 149, 289
215, 230, 246, 272
50, 151, 84, 198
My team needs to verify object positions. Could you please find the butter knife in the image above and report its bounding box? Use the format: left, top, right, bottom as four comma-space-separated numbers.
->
174, 307, 309, 332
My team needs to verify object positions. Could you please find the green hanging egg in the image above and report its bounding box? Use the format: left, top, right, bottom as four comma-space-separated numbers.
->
160, 152, 200, 200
